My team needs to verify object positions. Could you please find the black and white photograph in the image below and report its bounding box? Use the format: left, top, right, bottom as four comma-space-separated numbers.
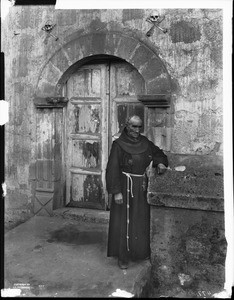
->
0, 0, 233, 298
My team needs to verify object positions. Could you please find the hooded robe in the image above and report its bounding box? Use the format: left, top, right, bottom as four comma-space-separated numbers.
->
106, 128, 168, 263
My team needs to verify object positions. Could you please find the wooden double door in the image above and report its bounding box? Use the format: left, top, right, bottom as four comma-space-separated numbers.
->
65, 58, 145, 209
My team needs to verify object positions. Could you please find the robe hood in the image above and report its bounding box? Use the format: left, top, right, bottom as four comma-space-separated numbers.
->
115, 128, 149, 154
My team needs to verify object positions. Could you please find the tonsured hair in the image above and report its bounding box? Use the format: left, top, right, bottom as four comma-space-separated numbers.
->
126, 115, 142, 125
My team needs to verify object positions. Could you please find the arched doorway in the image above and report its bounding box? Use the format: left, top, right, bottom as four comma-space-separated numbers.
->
33, 32, 172, 216
64, 55, 146, 210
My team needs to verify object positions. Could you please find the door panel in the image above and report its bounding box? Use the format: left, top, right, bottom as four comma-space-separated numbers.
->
70, 173, 103, 208
68, 68, 102, 98
111, 62, 145, 97
66, 64, 108, 209
71, 140, 100, 169
68, 104, 101, 134
65, 60, 145, 209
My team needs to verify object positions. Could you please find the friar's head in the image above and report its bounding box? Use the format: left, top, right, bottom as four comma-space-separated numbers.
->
125, 115, 143, 140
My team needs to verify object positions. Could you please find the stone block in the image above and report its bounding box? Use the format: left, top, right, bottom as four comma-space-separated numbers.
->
79, 35, 94, 57
141, 57, 165, 81
91, 33, 107, 54
148, 193, 224, 212
148, 153, 224, 200
129, 45, 154, 70
63, 28, 86, 45
104, 33, 122, 55
61, 41, 83, 71
45, 61, 63, 86
50, 50, 72, 75
146, 76, 171, 94
37, 62, 63, 97
116, 37, 139, 61
89, 18, 107, 31
149, 206, 226, 296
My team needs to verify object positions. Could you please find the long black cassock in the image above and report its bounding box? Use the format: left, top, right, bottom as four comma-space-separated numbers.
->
106, 128, 168, 263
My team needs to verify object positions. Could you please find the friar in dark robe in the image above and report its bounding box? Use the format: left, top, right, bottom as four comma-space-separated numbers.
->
106, 115, 168, 269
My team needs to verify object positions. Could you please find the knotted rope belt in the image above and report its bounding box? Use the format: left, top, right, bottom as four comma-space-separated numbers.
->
122, 171, 145, 251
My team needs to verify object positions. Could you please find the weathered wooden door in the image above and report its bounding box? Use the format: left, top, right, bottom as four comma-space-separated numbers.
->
109, 61, 145, 142
65, 59, 145, 210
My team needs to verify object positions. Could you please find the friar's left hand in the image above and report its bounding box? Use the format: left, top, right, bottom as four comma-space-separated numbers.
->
157, 163, 167, 175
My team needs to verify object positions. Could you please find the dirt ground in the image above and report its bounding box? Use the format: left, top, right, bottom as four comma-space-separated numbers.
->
3, 215, 151, 297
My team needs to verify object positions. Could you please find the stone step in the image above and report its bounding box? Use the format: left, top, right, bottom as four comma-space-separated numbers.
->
52, 207, 110, 224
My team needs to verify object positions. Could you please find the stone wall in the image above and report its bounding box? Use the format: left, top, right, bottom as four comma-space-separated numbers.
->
147, 153, 225, 296
149, 206, 226, 298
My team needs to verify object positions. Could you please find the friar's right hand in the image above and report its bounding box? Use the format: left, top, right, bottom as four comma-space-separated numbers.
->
114, 192, 123, 204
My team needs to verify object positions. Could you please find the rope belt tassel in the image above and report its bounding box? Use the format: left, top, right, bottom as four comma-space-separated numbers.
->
122, 171, 144, 252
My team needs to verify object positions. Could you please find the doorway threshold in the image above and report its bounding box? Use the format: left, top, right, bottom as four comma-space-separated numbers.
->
52, 207, 110, 224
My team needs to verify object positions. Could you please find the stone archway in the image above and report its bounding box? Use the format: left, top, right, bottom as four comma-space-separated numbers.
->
33, 31, 172, 216
35, 31, 171, 98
